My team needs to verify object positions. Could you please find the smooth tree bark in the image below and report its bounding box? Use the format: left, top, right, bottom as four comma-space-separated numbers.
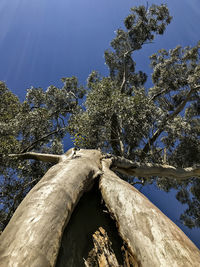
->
101, 159, 200, 266
0, 149, 102, 267
0, 148, 200, 267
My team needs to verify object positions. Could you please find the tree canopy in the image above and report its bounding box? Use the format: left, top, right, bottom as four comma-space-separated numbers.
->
0, 3, 200, 233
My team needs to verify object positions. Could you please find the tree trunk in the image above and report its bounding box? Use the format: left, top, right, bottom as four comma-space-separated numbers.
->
0, 150, 102, 267
0, 149, 199, 267
100, 159, 200, 266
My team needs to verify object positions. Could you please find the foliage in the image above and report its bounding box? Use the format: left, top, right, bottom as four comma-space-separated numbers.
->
0, 4, 200, 231
0, 78, 84, 229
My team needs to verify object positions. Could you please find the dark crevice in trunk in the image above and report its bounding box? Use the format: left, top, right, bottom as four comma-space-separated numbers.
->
55, 181, 124, 267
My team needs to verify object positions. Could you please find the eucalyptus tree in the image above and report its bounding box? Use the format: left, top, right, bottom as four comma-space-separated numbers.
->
0, 3, 200, 267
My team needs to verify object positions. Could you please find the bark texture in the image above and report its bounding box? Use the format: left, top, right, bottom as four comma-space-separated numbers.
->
100, 159, 200, 267
0, 149, 200, 267
0, 149, 102, 267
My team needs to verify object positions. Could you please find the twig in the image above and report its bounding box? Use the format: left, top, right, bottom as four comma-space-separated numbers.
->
21, 128, 62, 153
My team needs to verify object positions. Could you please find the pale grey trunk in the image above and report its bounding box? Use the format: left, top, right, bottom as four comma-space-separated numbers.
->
0, 149, 199, 267
101, 159, 200, 267
0, 150, 102, 267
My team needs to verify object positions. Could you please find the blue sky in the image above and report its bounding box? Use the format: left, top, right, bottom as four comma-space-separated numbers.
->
1, 0, 200, 97
0, 0, 200, 247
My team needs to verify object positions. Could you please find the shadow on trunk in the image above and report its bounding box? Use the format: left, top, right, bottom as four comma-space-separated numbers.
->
55, 182, 126, 267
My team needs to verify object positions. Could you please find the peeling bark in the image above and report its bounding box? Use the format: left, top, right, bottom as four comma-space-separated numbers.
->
85, 227, 120, 267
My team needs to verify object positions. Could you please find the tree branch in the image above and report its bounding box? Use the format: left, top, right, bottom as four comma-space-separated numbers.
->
8, 152, 61, 163
120, 49, 134, 93
110, 156, 200, 180
110, 113, 124, 156
150, 88, 167, 101
21, 129, 62, 153
142, 86, 197, 156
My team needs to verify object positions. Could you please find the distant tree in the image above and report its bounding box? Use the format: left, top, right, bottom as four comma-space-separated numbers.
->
0, 4, 200, 266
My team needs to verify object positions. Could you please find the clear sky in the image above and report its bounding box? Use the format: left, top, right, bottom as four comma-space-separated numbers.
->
0, 0, 200, 247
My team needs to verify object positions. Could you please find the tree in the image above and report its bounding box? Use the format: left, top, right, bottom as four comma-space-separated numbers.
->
0, 3, 200, 266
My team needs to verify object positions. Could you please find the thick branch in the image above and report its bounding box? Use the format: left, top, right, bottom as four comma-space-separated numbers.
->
111, 156, 200, 180
110, 113, 124, 156
142, 86, 197, 156
120, 49, 134, 93
8, 152, 61, 163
